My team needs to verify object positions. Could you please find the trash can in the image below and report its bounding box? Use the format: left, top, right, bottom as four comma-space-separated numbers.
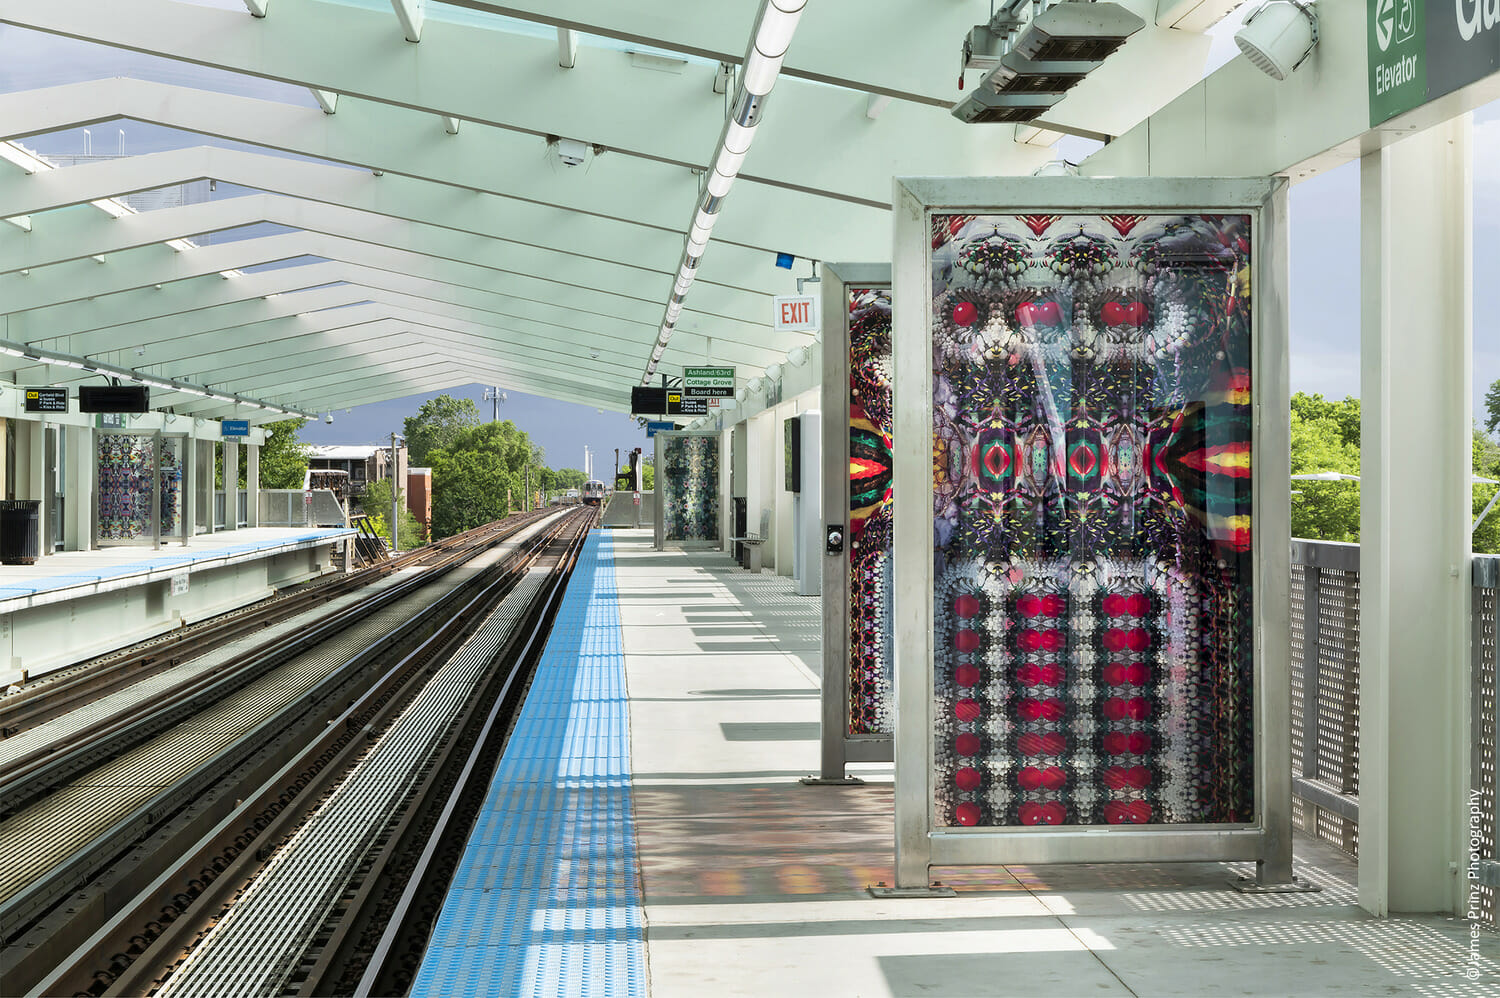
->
0, 500, 42, 565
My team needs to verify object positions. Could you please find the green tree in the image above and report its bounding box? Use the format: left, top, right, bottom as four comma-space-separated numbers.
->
361, 478, 424, 549
1474, 425, 1500, 555
404, 394, 481, 466
640, 460, 654, 491
552, 467, 587, 490
239, 418, 309, 489
430, 448, 516, 537
1289, 393, 1361, 542
1483, 378, 1500, 437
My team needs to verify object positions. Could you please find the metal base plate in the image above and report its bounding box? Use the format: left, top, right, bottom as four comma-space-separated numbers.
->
868, 884, 958, 898
799, 776, 865, 785
1229, 875, 1321, 894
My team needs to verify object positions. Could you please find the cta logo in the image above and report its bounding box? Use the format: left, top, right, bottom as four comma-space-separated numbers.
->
1375, 0, 1418, 51
1456, 0, 1499, 41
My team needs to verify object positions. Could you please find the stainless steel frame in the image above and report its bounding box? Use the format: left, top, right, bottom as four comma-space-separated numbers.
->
812, 263, 895, 782
652, 428, 723, 551
890, 176, 1292, 887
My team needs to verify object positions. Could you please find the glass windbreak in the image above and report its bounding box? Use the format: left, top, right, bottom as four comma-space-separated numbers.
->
660, 436, 720, 541
159, 435, 187, 542
847, 288, 895, 736
96, 433, 157, 544
928, 213, 1254, 828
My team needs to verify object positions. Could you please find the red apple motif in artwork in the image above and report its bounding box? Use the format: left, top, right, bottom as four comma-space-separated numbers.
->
1015, 300, 1063, 328
1101, 301, 1149, 328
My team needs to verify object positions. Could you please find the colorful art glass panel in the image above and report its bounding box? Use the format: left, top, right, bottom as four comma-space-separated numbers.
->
848, 288, 894, 735
930, 213, 1254, 828
661, 435, 720, 542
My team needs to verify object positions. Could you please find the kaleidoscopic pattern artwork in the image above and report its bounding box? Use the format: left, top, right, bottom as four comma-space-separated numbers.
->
97, 434, 183, 542
661, 435, 720, 542
848, 288, 895, 735
930, 213, 1255, 828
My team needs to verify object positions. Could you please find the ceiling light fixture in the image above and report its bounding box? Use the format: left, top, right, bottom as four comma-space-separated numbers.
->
1234, 0, 1319, 81
637, 0, 804, 385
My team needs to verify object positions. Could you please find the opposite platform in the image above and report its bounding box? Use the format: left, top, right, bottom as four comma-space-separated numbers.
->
0, 527, 353, 683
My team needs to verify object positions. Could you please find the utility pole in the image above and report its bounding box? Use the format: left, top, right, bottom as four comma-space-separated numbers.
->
483, 386, 506, 422
389, 431, 400, 554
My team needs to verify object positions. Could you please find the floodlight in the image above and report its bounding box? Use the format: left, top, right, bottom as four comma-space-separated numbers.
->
787, 345, 809, 367
952, 1, 1144, 123
1234, 1, 1319, 81
1010, 2, 1144, 62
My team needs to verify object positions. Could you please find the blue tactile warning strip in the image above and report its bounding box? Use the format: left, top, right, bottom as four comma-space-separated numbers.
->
412, 532, 647, 998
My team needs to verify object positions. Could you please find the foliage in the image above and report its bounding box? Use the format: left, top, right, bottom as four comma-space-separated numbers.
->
641, 460, 655, 491
1285, 389, 1500, 554
551, 467, 587, 490
361, 478, 424, 549
1473, 426, 1500, 555
1289, 393, 1361, 543
239, 418, 309, 490
430, 448, 517, 536
1484, 379, 1500, 437
403, 394, 481, 466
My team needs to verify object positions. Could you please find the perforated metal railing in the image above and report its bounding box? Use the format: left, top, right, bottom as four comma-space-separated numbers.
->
1289, 542, 1500, 927
1289, 540, 1362, 857
1472, 557, 1498, 926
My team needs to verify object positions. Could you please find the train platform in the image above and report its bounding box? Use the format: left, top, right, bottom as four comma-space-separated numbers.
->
419, 528, 1498, 997
0, 527, 354, 684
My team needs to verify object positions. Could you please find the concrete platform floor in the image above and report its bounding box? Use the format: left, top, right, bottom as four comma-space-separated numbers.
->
611, 530, 1500, 998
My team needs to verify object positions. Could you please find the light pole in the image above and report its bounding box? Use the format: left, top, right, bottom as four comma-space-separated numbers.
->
390, 431, 405, 553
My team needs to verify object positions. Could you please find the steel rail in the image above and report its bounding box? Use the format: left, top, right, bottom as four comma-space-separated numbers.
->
158, 513, 595, 997
353, 513, 595, 996
0, 509, 554, 815
0, 510, 552, 737
24, 510, 590, 998
0, 513, 572, 994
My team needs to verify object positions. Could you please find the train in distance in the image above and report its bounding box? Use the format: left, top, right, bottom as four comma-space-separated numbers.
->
581, 480, 608, 506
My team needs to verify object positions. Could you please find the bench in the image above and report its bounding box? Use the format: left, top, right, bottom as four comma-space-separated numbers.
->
731, 509, 772, 572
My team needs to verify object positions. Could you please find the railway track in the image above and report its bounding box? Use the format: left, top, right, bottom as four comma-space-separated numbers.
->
0, 508, 593, 997
0, 510, 552, 739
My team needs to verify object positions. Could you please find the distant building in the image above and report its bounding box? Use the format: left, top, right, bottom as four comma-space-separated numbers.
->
407, 468, 432, 535
306, 444, 407, 501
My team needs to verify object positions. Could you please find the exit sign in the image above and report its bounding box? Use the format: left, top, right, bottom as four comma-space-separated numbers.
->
772, 295, 820, 332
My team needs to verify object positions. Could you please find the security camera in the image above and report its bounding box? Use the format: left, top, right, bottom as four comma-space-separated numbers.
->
325, 413, 334, 424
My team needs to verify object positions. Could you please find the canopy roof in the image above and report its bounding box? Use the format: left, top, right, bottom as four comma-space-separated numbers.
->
0, 0, 1242, 423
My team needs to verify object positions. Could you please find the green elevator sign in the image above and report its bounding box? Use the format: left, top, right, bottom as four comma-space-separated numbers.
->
1369, 0, 1425, 125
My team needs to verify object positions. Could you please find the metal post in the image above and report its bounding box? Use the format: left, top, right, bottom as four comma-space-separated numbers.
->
1303, 562, 1324, 783
390, 431, 399, 554
1358, 117, 1473, 916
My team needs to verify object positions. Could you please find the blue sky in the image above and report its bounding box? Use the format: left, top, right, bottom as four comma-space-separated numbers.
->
2, 19, 1498, 454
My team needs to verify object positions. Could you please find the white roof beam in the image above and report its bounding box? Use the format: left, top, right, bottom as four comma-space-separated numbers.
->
2, 214, 28, 232
167, 320, 645, 395
242, 0, 267, 17
0, 143, 786, 296
2, 232, 777, 346
0, 2, 1052, 205
441, 115, 460, 134
95, 289, 782, 375
0, 188, 772, 323
390, 0, 425, 43
557, 27, 577, 69
186, 361, 625, 420
0, 80, 895, 262
311, 89, 338, 114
